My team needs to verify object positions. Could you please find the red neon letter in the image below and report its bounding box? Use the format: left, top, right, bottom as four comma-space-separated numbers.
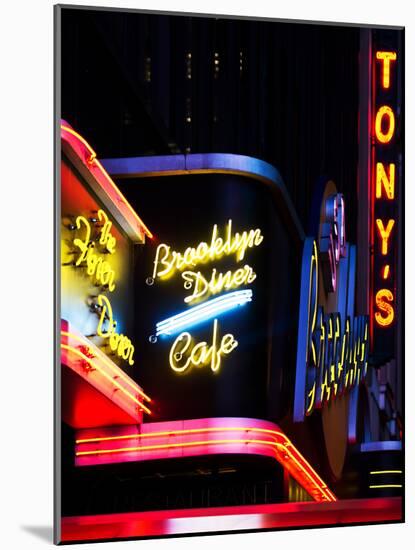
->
375, 289, 394, 327
375, 106, 395, 144
376, 51, 397, 89
376, 219, 395, 255
376, 163, 395, 200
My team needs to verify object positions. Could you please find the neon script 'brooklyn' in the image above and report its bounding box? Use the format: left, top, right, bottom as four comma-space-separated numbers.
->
152, 219, 264, 280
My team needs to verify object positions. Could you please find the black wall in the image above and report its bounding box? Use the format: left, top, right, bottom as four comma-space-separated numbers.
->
61, 7, 359, 240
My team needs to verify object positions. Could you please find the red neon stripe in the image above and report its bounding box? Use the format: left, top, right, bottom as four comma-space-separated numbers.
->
61, 122, 153, 239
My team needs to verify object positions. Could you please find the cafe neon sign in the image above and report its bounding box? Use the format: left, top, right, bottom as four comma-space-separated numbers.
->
152, 219, 263, 303
150, 220, 263, 374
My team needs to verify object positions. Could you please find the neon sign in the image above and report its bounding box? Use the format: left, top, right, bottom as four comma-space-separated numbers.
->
169, 319, 238, 373
73, 210, 117, 291
155, 290, 253, 337
152, 219, 263, 302
372, 47, 400, 335
150, 220, 262, 375
67, 207, 137, 365
294, 237, 369, 421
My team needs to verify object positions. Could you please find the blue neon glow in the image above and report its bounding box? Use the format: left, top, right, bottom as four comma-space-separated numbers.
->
155, 290, 253, 337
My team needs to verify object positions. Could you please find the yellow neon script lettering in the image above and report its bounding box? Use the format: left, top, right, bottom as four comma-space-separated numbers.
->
98, 209, 117, 253
169, 319, 238, 373
73, 215, 116, 291
182, 265, 257, 303
152, 220, 263, 280
96, 294, 135, 365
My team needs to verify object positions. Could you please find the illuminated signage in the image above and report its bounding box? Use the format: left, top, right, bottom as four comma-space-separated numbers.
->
294, 195, 369, 421
169, 319, 238, 374
152, 219, 263, 301
150, 220, 263, 374
64, 206, 137, 366
155, 290, 252, 337
371, 43, 401, 354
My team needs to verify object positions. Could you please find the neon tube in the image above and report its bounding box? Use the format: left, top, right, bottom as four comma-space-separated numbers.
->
156, 290, 252, 336
61, 124, 153, 239
75, 437, 333, 501
157, 290, 252, 330
61, 344, 152, 415
61, 330, 151, 403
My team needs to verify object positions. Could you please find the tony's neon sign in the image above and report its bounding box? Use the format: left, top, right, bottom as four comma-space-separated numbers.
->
372, 50, 398, 330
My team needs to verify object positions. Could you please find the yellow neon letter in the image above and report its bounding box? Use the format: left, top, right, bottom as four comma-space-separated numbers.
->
169, 332, 193, 373
376, 219, 395, 255
376, 163, 395, 200
73, 216, 91, 266
375, 289, 394, 327
98, 209, 117, 254
375, 106, 395, 144
97, 294, 113, 338
376, 51, 397, 89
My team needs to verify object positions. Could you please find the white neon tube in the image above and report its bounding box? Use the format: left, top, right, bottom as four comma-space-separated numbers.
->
156, 290, 253, 336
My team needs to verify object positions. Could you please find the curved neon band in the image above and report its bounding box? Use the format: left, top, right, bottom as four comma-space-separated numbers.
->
76, 438, 333, 501
61, 124, 153, 239
61, 344, 152, 415
75, 422, 336, 502
61, 331, 151, 403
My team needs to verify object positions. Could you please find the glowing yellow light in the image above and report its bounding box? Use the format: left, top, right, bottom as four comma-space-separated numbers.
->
61, 344, 151, 414
376, 163, 395, 200
376, 218, 395, 255
375, 106, 395, 144
61, 330, 151, 402
96, 294, 135, 365
72, 214, 116, 291
182, 265, 257, 303
169, 319, 238, 373
152, 220, 263, 281
370, 470, 402, 475
97, 209, 117, 253
383, 265, 390, 279
375, 288, 394, 327
61, 124, 153, 239
376, 51, 397, 89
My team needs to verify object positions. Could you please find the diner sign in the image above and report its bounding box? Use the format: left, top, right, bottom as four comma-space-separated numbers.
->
150, 220, 264, 374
